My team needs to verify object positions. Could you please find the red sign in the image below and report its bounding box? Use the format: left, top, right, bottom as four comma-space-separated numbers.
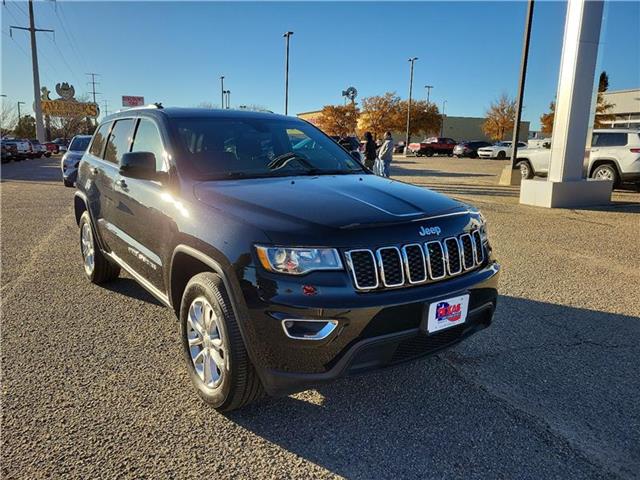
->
122, 96, 145, 107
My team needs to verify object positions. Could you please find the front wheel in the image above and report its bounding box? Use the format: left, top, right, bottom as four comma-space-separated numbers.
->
79, 211, 120, 284
180, 272, 263, 411
591, 164, 619, 187
496, 150, 506, 160
425, 149, 434, 157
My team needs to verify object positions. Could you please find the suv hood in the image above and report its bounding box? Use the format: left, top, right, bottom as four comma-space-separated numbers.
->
194, 174, 466, 234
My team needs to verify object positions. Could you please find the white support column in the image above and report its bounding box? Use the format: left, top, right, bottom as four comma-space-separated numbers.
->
520, 0, 613, 208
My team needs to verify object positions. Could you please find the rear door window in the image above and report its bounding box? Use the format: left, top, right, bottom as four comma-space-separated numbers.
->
104, 118, 135, 163
592, 132, 627, 147
89, 122, 111, 158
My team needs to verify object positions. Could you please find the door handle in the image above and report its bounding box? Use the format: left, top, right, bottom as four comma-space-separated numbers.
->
90, 166, 98, 175
116, 178, 128, 189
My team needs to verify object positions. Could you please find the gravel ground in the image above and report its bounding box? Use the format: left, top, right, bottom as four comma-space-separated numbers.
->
2, 155, 639, 479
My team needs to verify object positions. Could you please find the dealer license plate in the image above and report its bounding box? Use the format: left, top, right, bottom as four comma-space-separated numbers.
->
426, 294, 469, 333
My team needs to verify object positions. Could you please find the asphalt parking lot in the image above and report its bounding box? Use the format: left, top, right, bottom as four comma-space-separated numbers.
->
2, 155, 639, 479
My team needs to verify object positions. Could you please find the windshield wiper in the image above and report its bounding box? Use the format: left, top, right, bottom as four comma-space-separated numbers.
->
267, 152, 314, 170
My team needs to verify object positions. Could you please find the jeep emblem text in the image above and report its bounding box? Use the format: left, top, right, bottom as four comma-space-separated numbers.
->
418, 226, 441, 237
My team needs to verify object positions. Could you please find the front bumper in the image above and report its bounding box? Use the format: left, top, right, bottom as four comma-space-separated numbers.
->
477, 151, 494, 158
243, 261, 500, 396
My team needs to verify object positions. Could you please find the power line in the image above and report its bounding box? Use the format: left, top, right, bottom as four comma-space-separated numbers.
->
53, 1, 89, 72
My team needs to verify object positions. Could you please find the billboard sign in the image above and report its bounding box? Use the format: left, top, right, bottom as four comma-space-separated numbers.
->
40, 83, 99, 118
122, 96, 145, 107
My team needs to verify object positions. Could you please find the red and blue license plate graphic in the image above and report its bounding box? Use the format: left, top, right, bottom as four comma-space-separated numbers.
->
427, 294, 469, 333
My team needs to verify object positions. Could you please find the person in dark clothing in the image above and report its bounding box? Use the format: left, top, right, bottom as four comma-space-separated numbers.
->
363, 131, 377, 170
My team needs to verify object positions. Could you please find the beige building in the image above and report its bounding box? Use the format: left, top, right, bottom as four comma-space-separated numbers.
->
598, 88, 640, 129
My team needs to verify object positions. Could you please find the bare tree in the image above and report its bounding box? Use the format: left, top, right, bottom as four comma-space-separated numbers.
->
1, 103, 19, 137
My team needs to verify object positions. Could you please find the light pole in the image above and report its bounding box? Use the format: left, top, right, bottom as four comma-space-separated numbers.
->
440, 100, 447, 137
510, 0, 535, 170
424, 85, 433, 105
283, 31, 293, 115
405, 57, 418, 154
220, 76, 225, 109
17, 101, 25, 119
225, 90, 231, 109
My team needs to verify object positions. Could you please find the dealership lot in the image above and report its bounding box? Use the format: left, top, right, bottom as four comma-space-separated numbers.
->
2, 156, 639, 479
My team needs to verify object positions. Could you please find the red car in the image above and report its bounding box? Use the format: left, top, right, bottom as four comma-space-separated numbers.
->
408, 137, 457, 157
43, 142, 60, 154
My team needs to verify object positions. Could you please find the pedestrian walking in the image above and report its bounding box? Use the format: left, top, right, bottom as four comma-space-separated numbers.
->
363, 131, 377, 170
374, 131, 394, 177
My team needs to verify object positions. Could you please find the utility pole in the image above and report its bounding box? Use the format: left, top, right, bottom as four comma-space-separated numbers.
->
220, 76, 225, 109
17, 101, 25, 120
102, 100, 109, 117
424, 85, 434, 105
86, 73, 101, 104
405, 57, 418, 154
283, 31, 293, 115
9, 0, 53, 142
510, 0, 535, 170
440, 100, 447, 137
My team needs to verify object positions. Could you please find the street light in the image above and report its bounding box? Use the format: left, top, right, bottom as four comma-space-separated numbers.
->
283, 31, 293, 115
225, 90, 231, 109
424, 85, 433, 105
440, 100, 447, 137
220, 75, 225, 109
17, 101, 25, 119
405, 57, 418, 154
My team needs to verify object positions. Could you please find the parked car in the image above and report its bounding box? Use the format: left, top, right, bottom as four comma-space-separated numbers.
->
61, 135, 92, 187
29, 139, 49, 158
1, 140, 17, 163
453, 141, 493, 158
394, 141, 406, 154
408, 137, 457, 156
515, 129, 640, 187
477, 141, 527, 159
52, 138, 69, 153
43, 141, 60, 154
4, 138, 31, 160
73, 107, 499, 411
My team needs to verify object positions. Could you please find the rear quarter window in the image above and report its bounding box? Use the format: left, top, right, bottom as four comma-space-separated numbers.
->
89, 122, 111, 158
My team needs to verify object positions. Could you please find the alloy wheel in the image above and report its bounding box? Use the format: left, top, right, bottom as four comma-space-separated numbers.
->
519, 163, 530, 179
81, 222, 95, 275
187, 297, 226, 388
594, 168, 614, 181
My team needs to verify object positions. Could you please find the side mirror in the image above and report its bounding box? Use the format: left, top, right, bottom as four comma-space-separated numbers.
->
543, 142, 551, 149
120, 151, 158, 180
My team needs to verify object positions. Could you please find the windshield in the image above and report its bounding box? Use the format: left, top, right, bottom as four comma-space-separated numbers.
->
69, 137, 91, 152
173, 117, 365, 179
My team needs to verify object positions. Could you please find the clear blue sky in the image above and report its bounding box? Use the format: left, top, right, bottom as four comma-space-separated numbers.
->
2, 1, 639, 129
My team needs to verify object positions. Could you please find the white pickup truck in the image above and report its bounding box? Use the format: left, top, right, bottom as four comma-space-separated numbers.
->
514, 129, 640, 187
3, 139, 32, 159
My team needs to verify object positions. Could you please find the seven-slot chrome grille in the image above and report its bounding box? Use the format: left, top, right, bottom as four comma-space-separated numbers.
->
345, 230, 485, 291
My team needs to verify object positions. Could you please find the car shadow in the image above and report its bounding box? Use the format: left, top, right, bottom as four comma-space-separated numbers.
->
101, 277, 164, 307
391, 164, 494, 179
226, 295, 640, 479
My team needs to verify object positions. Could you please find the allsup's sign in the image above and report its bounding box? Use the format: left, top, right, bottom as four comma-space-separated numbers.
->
40, 83, 99, 118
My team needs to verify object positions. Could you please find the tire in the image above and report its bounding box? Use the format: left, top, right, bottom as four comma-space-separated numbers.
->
496, 150, 506, 160
63, 178, 74, 188
79, 211, 120, 284
516, 161, 533, 179
180, 272, 264, 411
425, 149, 434, 157
591, 164, 619, 187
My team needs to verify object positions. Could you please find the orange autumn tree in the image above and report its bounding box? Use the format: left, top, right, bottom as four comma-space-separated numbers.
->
315, 103, 359, 137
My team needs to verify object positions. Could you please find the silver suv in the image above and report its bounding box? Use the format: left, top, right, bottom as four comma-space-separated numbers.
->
515, 129, 640, 187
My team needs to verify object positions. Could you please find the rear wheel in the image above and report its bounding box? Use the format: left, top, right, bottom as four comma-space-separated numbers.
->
79, 211, 120, 284
180, 272, 263, 411
591, 164, 619, 187
516, 161, 533, 179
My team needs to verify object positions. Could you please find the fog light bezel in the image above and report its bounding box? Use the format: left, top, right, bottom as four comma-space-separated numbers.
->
281, 319, 339, 341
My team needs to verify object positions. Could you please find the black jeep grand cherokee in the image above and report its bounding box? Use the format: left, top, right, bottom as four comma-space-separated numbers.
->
74, 106, 499, 411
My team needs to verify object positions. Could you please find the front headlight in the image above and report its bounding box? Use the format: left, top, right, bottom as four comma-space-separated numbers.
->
255, 246, 343, 275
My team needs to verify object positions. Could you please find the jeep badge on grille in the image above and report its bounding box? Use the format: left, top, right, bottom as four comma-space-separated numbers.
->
418, 226, 441, 236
